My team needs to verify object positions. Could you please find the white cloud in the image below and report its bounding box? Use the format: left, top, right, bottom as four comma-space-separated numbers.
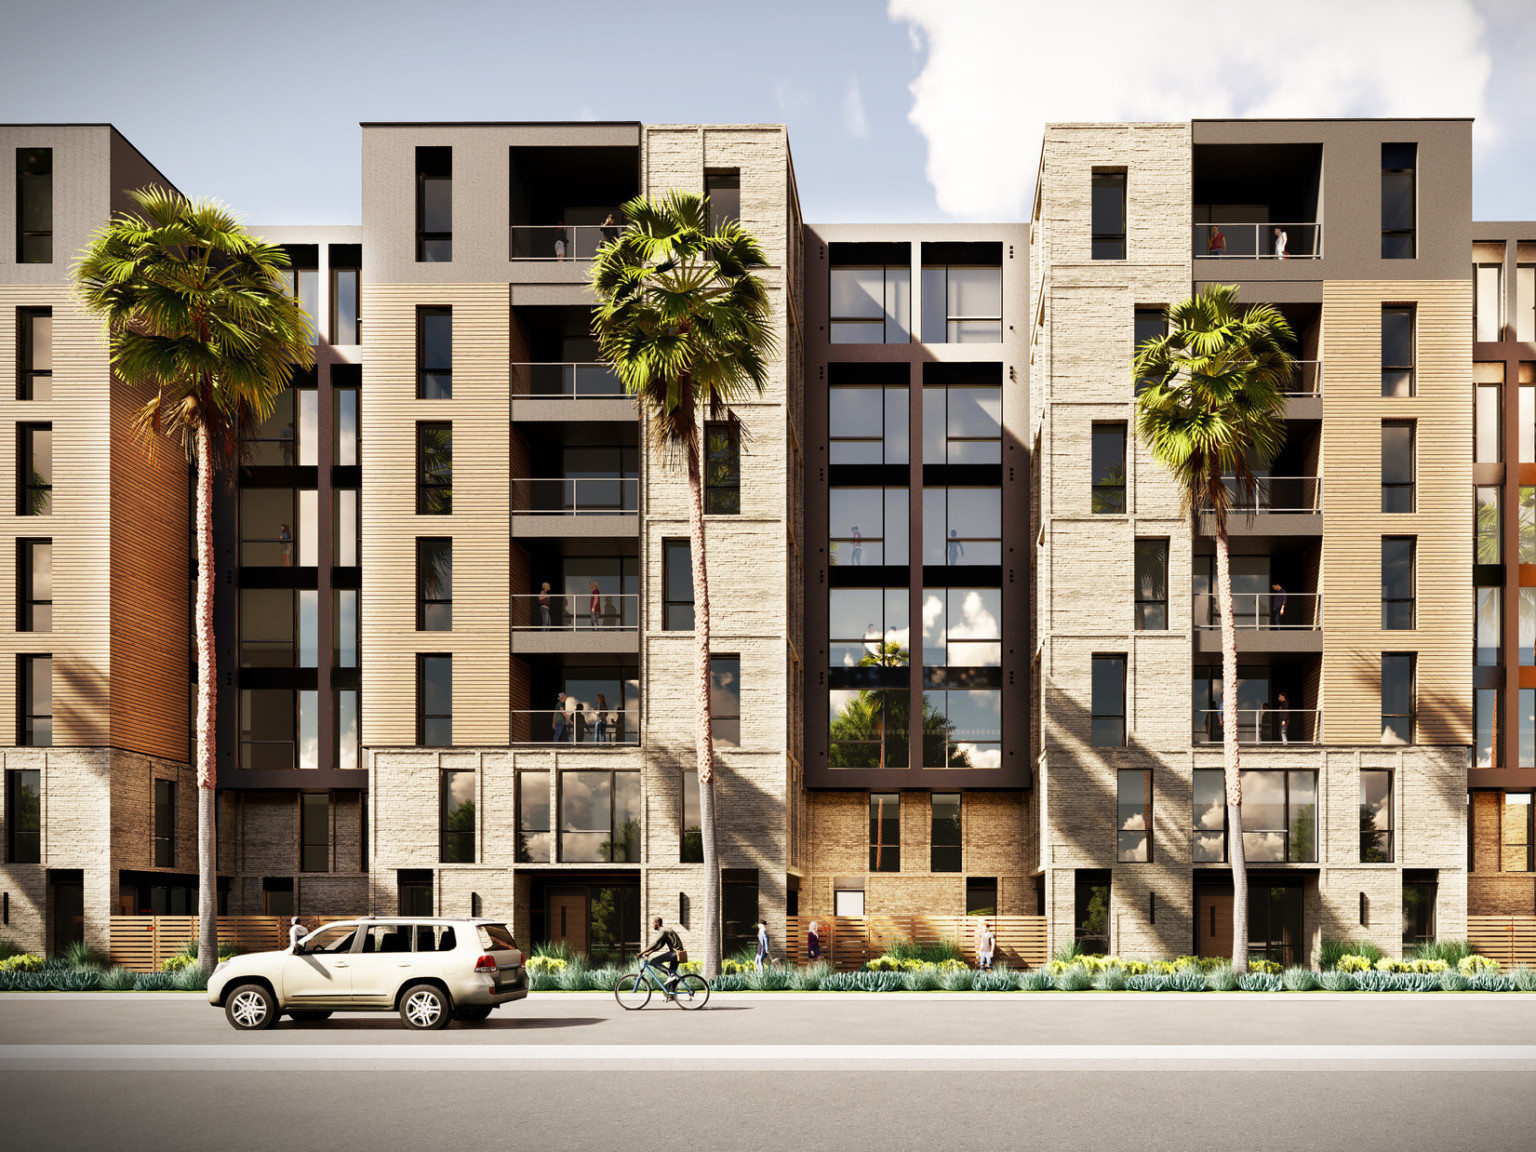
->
775, 78, 815, 116
888, 0, 1493, 219
844, 74, 870, 138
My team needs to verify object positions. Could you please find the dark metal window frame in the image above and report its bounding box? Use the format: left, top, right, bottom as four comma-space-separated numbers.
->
15, 147, 52, 264
557, 768, 641, 864
662, 538, 695, 630
300, 792, 329, 873
1134, 537, 1168, 630
18, 308, 51, 400
1381, 143, 1416, 260
1091, 423, 1126, 514
1090, 170, 1127, 260
439, 768, 474, 863
17, 653, 50, 747
416, 305, 452, 400
1381, 305, 1416, 397
417, 653, 452, 747
415, 146, 453, 263
415, 422, 452, 515
6, 768, 41, 863
1381, 536, 1416, 630
17, 538, 50, 633
517, 770, 552, 864
931, 792, 962, 873
329, 258, 361, 346
153, 778, 176, 868
1091, 654, 1127, 747
415, 537, 452, 631
869, 791, 900, 872
1116, 768, 1152, 862
709, 654, 741, 747
1381, 652, 1417, 745
18, 422, 52, 516
704, 421, 741, 514
1381, 419, 1415, 514
705, 169, 741, 228
1360, 769, 1394, 863
1133, 306, 1166, 394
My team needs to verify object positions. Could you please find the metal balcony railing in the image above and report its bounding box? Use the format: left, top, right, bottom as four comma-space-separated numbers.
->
1287, 360, 1322, 397
509, 223, 623, 261
1205, 476, 1322, 515
510, 708, 639, 745
1194, 222, 1322, 259
1193, 592, 1321, 630
512, 592, 639, 631
511, 477, 639, 515
1192, 708, 1320, 745
511, 362, 626, 399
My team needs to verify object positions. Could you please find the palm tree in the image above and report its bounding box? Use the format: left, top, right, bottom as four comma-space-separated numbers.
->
590, 191, 776, 978
1131, 284, 1293, 973
75, 188, 313, 971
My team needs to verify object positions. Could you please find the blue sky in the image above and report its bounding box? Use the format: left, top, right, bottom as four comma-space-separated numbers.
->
3, 0, 1534, 225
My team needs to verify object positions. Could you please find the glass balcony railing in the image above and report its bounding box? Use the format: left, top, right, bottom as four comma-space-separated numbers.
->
1203, 476, 1322, 515
510, 708, 639, 745
1193, 592, 1321, 630
511, 477, 639, 515
1193, 708, 1320, 745
512, 362, 626, 399
1287, 360, 1322, 397
509, 224, 623, 261
1193, 222, 1322, 259
512, 593, 639, 631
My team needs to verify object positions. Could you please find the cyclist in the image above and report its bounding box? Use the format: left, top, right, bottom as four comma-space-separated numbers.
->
639, 917, 683, 991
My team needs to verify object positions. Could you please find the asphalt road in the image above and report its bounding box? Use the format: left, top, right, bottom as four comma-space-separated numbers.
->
3, 992, 1535, 1151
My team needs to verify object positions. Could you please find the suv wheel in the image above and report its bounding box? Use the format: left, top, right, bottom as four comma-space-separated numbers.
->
400, 983, 451, 1030
225, 984, 278, 1031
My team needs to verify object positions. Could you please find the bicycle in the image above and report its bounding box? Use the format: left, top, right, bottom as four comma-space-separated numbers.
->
614, 956, 710, 1010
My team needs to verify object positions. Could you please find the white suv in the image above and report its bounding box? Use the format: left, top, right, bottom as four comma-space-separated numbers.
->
208, 918, 527, 1031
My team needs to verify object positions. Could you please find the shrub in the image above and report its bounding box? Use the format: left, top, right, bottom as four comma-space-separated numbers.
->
1248, 958, 1283, 975
1353, 969, 1399, 992
1281, 966, 1318, 992
1336, 954, 1374, 973
1510, 966, 1536, 992
828, 971, 902, 992
1319, 969, 1355, 992
886, 938, 963, 966
939, 966, 974, 992
528, 967, 562, 991
745, 965, 793, 992
1412, 939, 1476, 967
1125, 973, 1167, 992
1320, 939, 1383, 970
1467, 973, 1513, 992
711, 973, 747, 992
586, 967, 624, 992
1056, 965, 1093, 992
902, 966, 942, 992
1237, 973, 1281, 992
1169, 967, 1208, 992
0, 935, 23, 961
972, 968, 1018, 992
1093, 965, 1128, 992
102, 967, 139, 992
790, 963, 831, 991
531, 940, 579, 963
61, 940, 109, 971
0, 953, 44, 973
1020, 969, 1056, 991
1459, 955, 1501, 976
172, 965, 208, 992
524, 955, 568, 974
1051, 939, 1085, 963
555, 959, 591, 992
0, 972, 15, 992
1206, 965, 1239, 992
133, 972, 176, 992
1438, 969, 1469, 992
1396, 972, 1441, 992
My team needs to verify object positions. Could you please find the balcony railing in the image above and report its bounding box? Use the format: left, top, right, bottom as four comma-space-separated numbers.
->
1193, 222, 1322, 259
1287, 360, 1322, 397
511, 362, 626, 399
509, 224, 622, 261
1193, 592, 1321, 630
511, 477, 639, 515
512, 592, 639, 631
510, 708, 639, 745
1205, 476, 1321, 515
1193, 708, 1320, 745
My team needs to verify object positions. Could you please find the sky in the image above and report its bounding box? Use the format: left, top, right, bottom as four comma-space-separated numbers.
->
3, 0, 1535, 225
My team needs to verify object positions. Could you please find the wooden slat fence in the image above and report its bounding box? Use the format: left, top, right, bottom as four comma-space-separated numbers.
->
783, 915, 1047, 972
109, 916, 346, 972
1467, 915, 1536, 969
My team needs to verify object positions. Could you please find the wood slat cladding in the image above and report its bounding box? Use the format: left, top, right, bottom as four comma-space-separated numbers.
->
0, 287, 188, 758
359, 284, 510, 746
1320, 279, 1472, 745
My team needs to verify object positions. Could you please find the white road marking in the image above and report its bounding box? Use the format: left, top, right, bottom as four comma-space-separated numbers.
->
3, 1043, 1534, 1072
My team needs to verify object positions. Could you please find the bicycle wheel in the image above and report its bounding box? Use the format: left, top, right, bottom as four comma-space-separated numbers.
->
615, 972, 651, 1010
673, 973, 710, 1010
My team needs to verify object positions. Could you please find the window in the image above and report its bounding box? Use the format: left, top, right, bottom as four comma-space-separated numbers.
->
1091, 655, 1126, 747
1092, 424, 1126, 513
829, 378, 908, 464
416, 307, 452, 399
330, 246, 361, 345
151, 779, 176, 868
710, 656, 741, 747
931, 793, 961, 872
416, 422, 452, 514
1117, 769, 1151, 862
1476, 263, 1503, 342
398, 869, 433, 915
1381, 143, 1416, 259
240, 689, 296, 770
663, 539, 694, 630
1476, 381, 1501, 462
18, 655, 51, 747
1074, 871, 1110, 954
1475, 485, 1501, 562
1361, 770, 1393, 862
1504, 793, 1535, 872
261, 877, 294, 916
831, 588, 909, 671
332, 488, 358, 567
705, 422, 741, 514
559, 770, 640, 863
1091, 172, 1126, 260
1522, 487, 1536, 564
1133, 308, 1165, 393
18, 539, 50, 632
706, 171, 740, 228
416, 146, 452, 262
923, 688, 1001, 768
1240, 769, 1317, 862
922, 486, 999, 565
18, 309, 51, 400
300, 793, 329, 872
239, 588, 295, 667
336, 689, 359, 772
834, 486, 910, 566
16, 148, 52, 263
1476, 688, 1499, 768
1477, 587, 1501, 666
1381, 538, 1415, 630
869, 792, 900, 872
923, 382, 1001, 464
1192, 769, 1227, 862
1519, 264, 1536, 343
283, 257, 320, 347
920, 265, 1001, 343
1380, 421, 1414, 513
722, 870, 760, 958
680, 771, 703, 864
1523, 380, 1535, 463
18, 424, 51, 516
1403, 880, 1437, 948
440, 770, 474, 863
517, 771, 551, 863
1134, 539, 1168, 629
830, 264, 911, 344
416, 538, 452, 631
334, 381, 359, 467
965, 877, 997, 916
334, 589, 357, 668
1524, 592, 1536, 666
830, 687, 910, 769
298, 689, 319, 770
1381, 653, 1415, 745
6, 769, 41, 863
1381, 307, 1415, 396
418, 654, 452, 746
921, 587, 1001, 668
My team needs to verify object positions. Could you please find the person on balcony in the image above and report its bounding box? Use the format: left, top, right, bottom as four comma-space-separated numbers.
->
590, 581, 602, 629
594, 693, 609, 744
1207, 224, 1226, 257
553, 692, 571, 743
1276, 692, 1291, 744
1269, 582, 1288, 629
554, 220, 567, 261
600, 213, 620, 245
539, 582, 552, 630
850, 525, 863, 566
1273, 226, 1289, 259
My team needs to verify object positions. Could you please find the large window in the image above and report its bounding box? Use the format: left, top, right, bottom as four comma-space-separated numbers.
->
830, 686, 910, 769
1361, 770, 1393, 862
1092, 424, 1126, 513
416, 146, 452, 262
1074, 871, 1110, 954
300, 792, 329, 872
1476, 264, 1504, 343
705, 422, 741, 514
1523, 688, 1536, 770
833, 486, 909, 566
416, 538, 452, 631
334, 488, 358, 567
1241, 769, 1317, 863
1404, 880, 1437, 949
920, 265, 1001, 343
931, 793, 961, 872
240, 689, 299, 770
282, 255, 320, 346
1477, 587, 1501, 667
6, 769, 41, 863
1192, 769, 1227, 862
16, 147, 52, 263
559, 770, 640, 863
680, 771, 703, 863
710, 655, 741, 747
417, 307, 452, 399
923, 688, 1001, 768
1117, 769, 1151, 863
238, 588, 317, 668
517, 771, 550, 863
1521, 487, 1536, 565
1381, 538, 1415, 630
1381, 143, 1416, 260
922, 486, 999, 565
1476, 688, 1499, 768
418, 655, 452, 747
18, 424, 51, 516
1476, 380, 1501, 463
334, 379, 359, 467
18, 654, 51, 747
923, 382, 1001, 464
830, 264, 911, 344
1381, 653, 1415, 745
18, 539, 50, 632
1090, 172, 1126, 260
440, 770, 474, 863
152, 779, 176, 868
869, 792, 900, 872
330, 246, 361, 346
336, 689, 359, 772
17, 308, 51, 400
1091, 655, 1126, 747
830, 587, 908, 669
1134, 538, 1168, 630
921, 587, 1000, 667
829, 378, 908, 464
1381, 421, 1414, 513
663, 539, 694, 630
1381, 307, 1415, 396
238, 488, 309, 567
416, 423, 452, 514
1133, 308, 1165, 394
706, 171, 740, 228
1520, 265, 1536, 343
1526, 594, 1536, 667
1476, 486, 1501, 562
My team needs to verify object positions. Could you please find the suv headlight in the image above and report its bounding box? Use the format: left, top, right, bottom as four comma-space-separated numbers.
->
213, 961, 228, 976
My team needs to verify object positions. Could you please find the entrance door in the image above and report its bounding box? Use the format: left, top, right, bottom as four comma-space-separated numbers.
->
48, 871, 84, 958
547, 886, 588, 955
1195, 887, 1234, 960
1248, 884, 1304, 967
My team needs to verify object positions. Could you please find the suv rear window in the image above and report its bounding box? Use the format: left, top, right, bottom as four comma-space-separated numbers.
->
478, 924, 517, 951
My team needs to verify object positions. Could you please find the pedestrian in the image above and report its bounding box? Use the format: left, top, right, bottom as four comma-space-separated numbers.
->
600, 212, 620, 244
978, 920, 997, 972
552, 692, 570, 743
1276, 691, 1291, 744
948, 528, 965, 565
594, 693, 609, 744
1273, 226, 1289, 259
589, 581, 602, 629
850, 525, 862, 566
756, 919, 770, 971
554, 220, 567, 261
807, 920, 822, 961
539, 582, 552, 630
278, 523, 293, 567
1270, 581, 1288, 629
288, 917, 306, 950
1207, 224, 1226, 257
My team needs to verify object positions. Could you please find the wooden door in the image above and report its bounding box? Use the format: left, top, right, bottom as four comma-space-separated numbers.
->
547, 886, 588, 954
1195, 887, 1233, 960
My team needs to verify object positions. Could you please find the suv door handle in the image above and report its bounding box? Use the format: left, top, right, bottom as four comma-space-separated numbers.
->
334, 961, 350, 968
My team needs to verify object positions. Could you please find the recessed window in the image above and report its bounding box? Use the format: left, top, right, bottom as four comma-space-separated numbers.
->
1074, 871, 1110, 953
329, 245, 361, 346
1381, 653, 1416, 745
1091, 172, 1126, 260
1133, 307, 1165, 393
1522, 487, 1536, 564
1504, 793, 1534, 872
6, 769, 41, 863
416, 146, 452, 262
1477, 587, 1501, 667
416, 538, 452, 631
1116, 769, 1151, 862
300, 792, 329, 873
663, 539, 694, 630
18, 424, 51, 516
1476, 688, 1500, 768
152, 779, 176, 868
829, 377, 908, 465
931, 793, 961, 873
1476, 485, 1501, 562
922, 485, 1000, 565
1240, 769, 1317, 862
417, 307, 452, 399
416, 423, 452, 514
923, 380, 1002, 464
336, 689, 359, 772
710, 655, 741, 747
830, 686, 910, 769
440, 770, 474, 862
830, 264, 911, 344
240, 688, 296, 770
18, 654, 51, 747
1091, 655, 1126, 747
1381, 307, 1415, 397
281, 251, 320, 346
920, 587, 1001, 667
1518, 265, 1536, 343
16, 148, 52, 264
680, 770, 702, 864
706, 171, 741, 228
1381, 421, 1414, 513
1360, 770, 1393, 862
517, 771, 551, 863
1476, 263, 1504, 342
1381, 537, 1415, 630
869, 792, 900, 872
920, 264, 1001, 343
333, 380, 359, 467
1192, 769, 1227, 863
18, 539, 50, 632
418, 654, 452, 746
1092, 424, 1126, 513
1134, 539, 1168, 630
17, 309, 51, 400
833, 485, 910, 566
558, 770, 640, 863
1381, 143, 1416, 260
1476, 380, 1501, 463
705, 422, 741, 514
334, 488, 358, 567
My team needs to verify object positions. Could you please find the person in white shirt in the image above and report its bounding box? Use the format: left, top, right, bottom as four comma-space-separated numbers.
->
1273, 226, 1289, 260
289, 917, 306, 949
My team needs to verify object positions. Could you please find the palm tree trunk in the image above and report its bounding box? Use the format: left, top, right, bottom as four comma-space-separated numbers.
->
684, 439, 721, 978
1216, 522, 1248, 974
195, 424, 219, 973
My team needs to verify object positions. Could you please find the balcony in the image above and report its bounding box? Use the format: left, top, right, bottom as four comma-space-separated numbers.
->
1192, 142, 1322, 266
507, 144, 639, 268
510, 658, 640, 747
1193, 222, 1322, 260
511, 361, 634, 423
509, 223, 620, 262
511, 476, 638, 539
1193, 591, 1321, 655
1192, 707, 1320, 746
510, 591, 639, 656
1199, 476, 1322, 534
510, 708, 639, 746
